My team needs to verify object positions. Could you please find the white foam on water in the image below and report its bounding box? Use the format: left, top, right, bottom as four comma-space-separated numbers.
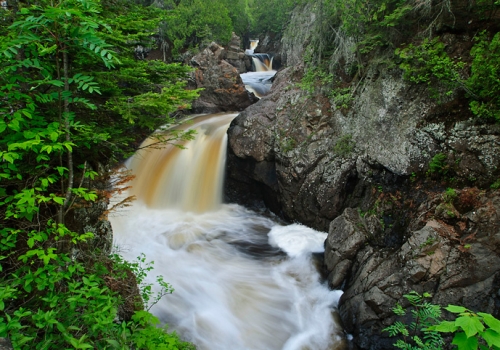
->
111, 203, 343, 350
268, 223, 328, 257
110, 114, 344, 350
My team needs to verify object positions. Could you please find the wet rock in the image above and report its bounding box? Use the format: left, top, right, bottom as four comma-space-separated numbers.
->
188, 42, 256, 113
325, 192, 500, 349
325, 208, 369, 289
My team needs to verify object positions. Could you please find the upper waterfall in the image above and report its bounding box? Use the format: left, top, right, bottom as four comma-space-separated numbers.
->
241, 39, 276, 98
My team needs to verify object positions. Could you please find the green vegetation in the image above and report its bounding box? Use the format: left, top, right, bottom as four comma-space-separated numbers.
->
396, 38, 466, 100
491, 179, 500, 189
248, 0, 301, 35
468, 31, 500, 122
384, 291, 444, 349
162, 0, 234, 55
427, 153, 448, 176
385, 291, 500, 350
330, 87, 354, 109
443, 188, 458, 203
333, 134, 354, 157
0, 0, 198, 347
298, 63, 334, 94
396, 30, 500, 122
2, 233, 194, 349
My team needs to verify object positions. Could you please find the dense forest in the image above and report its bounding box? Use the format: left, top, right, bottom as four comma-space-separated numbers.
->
1, 0, 500, 348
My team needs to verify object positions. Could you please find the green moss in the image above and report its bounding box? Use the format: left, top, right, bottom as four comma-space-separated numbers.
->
491, 179, 500, 189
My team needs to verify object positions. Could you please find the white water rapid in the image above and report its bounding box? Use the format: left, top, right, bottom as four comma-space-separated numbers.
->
241, 40, 276, 98
110, 113, 344, 350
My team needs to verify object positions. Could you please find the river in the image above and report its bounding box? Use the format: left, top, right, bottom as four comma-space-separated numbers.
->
109, 75, 344, 350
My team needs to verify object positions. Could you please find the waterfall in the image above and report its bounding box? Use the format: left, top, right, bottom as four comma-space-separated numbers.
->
127, 114, 234, 213
110, 113, 346, 350
241, 40, 276, 98
251, 54, 274, 72
250, 39, 259, 51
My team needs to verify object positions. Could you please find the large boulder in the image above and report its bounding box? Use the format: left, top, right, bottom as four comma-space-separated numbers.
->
224, 32, 251, 73
188, 42, 256, 113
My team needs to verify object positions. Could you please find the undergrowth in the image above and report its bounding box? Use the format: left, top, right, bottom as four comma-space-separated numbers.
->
384, 291, 500, 350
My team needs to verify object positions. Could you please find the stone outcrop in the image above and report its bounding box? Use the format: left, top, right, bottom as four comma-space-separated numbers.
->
188, 42, 256, 113
228, 56, 500, 231
280, 2, 317, 67
225, 32, 252, 73
325, 191, 500, 349
0, 338, 13, 350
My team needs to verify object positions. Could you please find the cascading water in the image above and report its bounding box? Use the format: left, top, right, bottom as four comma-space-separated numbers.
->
110, 113, 346, 350
241, 40, 276, 98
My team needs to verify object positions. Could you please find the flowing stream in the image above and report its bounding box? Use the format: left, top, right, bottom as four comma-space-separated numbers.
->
241, 40, 276, 98
110, 115, 344, 349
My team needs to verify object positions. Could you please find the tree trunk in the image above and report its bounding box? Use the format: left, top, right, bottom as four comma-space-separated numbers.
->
58, 49, 74, 224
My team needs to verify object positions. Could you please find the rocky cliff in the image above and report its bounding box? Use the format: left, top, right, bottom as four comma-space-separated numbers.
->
187, 37, 256, 114
226, 1, 500, 348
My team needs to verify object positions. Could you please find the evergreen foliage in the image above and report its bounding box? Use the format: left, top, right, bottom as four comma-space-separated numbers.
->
248, 0, 301, 35
162, 0, 234, 55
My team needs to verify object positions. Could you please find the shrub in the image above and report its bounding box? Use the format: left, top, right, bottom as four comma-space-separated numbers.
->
443, 188, 457, 203
490, 179, 500, 189
384, 291, 500, 350
383, 291, 444, 349
0, 225, 193, 349
468, 31, 500, 123
333, 134, 355, 158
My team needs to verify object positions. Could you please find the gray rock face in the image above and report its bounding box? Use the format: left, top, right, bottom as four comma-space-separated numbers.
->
326, 192, 500, 349
188, 42, 256, 113
224, 32, 251, 73
280, 2, 318, 67
225, 2, 500, 349
0, 338, 13, 350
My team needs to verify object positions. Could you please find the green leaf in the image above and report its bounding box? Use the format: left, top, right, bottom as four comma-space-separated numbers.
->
452, 331, 479, 350
105, 339, 121, 348
48, 80, 64, 87
456, 316, 485, 338
431, 320, 458, 333
479, 313, 500, 334
446, 305, 468, 314
481, 329, 500, 348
